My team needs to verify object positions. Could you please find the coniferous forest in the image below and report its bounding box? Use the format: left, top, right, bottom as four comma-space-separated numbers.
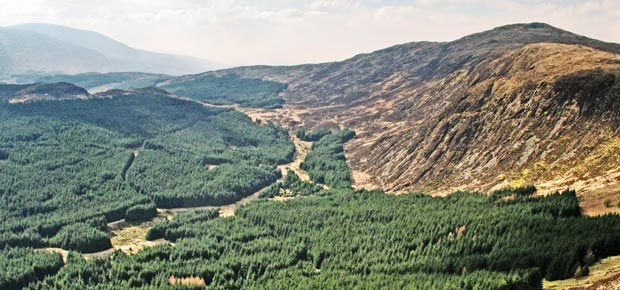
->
10, 186, 620, 289
0, 92, 294, 255
1, 85, 620, 290
160, 74, 287, 108
300, 129, 355, 189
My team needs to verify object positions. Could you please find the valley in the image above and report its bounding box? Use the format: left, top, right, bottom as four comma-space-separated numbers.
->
1, 22, 620, 290
211, 26, 620, 198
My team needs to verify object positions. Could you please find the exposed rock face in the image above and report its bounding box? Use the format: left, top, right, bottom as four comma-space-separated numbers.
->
173, 23, 620, 198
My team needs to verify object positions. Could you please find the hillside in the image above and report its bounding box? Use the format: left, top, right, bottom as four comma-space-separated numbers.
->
0, 28, 110, 77
158, 73, 287, 108
177, 23, 620, 213
0, 24, 209, 78
0, 90, 293, 253
15, 72, 172, 93
0, 82, 90, 103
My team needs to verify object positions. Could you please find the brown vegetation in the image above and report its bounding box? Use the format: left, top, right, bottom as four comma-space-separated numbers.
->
169, 275, 206, 289
199, 25, 620, 219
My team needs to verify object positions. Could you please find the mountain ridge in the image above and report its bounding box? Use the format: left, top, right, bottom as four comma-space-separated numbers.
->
171, 23, 620, 214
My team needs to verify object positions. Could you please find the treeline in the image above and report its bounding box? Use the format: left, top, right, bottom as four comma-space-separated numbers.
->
259, 170, 326, 198
22, 186, 620, 289
295, 128, 331, 142
125, 203, 158, 222
300, 129, 355, 189
48, 223, 111, 253
5, 84, 620, 289
3, 91, 228, 136
145, 165, 282, 208
146, 209, 220, 241
0, 92, 293, 254
160, 74, 288, 108
28, 72, 171, 91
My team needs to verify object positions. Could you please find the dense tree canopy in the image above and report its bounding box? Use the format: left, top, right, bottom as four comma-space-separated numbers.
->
300, 129, 355, 189
22, 72, 171, 91
0, 92, 293, 253
295, 128, 331, 142
20, 187, 620, 289
0, 247, 63, 290
125, 203, 158, 222
259, 170, 326, 199
160, 74, 287, 108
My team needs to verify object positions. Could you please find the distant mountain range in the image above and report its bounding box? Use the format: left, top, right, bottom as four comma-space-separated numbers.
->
0, 23, 210, 78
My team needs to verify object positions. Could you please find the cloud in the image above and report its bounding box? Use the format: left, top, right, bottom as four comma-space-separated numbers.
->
0, 0, 618, 67
309, 0, 350, 11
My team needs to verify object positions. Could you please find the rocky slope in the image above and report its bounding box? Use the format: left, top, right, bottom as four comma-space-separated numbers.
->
179, 23, 620, 212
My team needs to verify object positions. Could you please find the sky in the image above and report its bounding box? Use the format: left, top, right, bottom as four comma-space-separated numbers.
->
0, 0, 619, 67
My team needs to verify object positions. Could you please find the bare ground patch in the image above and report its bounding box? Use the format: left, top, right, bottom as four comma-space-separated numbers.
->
278, 135, 311, 182
535, 168, 620, 216
169, 275, 206, 289
105, 210, 173, 254
351, 169, 381, 191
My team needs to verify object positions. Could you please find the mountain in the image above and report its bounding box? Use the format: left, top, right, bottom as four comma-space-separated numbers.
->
0, 23, 209, 77
0, 27, 111, 77
169, 23, 620, 213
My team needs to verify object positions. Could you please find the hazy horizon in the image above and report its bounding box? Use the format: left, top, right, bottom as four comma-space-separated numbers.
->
1, 0, 619, 67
